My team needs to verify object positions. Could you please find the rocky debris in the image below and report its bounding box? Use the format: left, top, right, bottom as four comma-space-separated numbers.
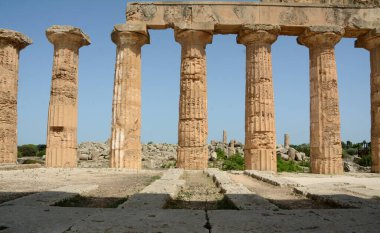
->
142, 143, 177, 169
276, 145, 309, 162
209, 140, 244, 159
343, 157, 371, 172
78, 141, 109, 161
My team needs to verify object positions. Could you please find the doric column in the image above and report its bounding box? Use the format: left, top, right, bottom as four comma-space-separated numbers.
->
175, 29, 213, 169
356, 28, 380, 173
45, 25, 90, 168
298, 27, 344, 174
110, 24, 149, 169
237, 25, 279, 172
0, 29, 32, 164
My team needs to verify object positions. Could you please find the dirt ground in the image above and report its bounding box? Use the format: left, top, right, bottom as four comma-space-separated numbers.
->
166, 170, 233, 210
229, 173, 335, 209
0, 168, 161, 205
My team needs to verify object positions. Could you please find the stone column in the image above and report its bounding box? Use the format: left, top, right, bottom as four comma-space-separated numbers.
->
223, 130, 227, 144
284, 134, 290, 149
0, 29, 32, 164
356, 28, 380, 173
298, 27, 344, 174
45, 26, 90, 168
237, 25, 279, 172
109, 24, 149, 169
175, 29, 212, 169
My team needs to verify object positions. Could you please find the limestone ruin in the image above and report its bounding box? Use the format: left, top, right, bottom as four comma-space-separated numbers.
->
0, 1, 379, 174
107, 1, 380, 174
0, 29, 32, 164
45, 26, 90, 168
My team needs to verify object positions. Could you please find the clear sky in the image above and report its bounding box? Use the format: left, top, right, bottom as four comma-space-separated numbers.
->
0, 0, 371, 145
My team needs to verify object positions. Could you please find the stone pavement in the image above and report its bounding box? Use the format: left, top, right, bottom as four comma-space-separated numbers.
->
0, 168, 379, 232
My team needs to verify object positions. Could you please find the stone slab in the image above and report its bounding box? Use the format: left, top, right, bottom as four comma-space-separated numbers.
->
126, 2, 380, 37
244, 170, 299, 187
118, 168, 184, 209
0, 184, 98, 207
208, 209, 380, 233
66, 209, 208, 233
0, 205, 101, 233
205, 169, 277, 210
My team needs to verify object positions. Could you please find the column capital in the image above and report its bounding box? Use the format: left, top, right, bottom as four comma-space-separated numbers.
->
46, 25, 91, 48
297, 26, 344, 48
355, 28, 380, 50
111, 23, 149, 47
237, 24, 279, 45
174, 29, 213, 46
0, 29, 32, 50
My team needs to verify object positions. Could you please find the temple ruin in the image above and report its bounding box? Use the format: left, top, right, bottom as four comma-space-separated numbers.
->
1, 1, 380, 174
109, 1, 380, 174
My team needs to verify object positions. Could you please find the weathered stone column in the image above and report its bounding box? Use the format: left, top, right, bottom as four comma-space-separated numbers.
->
0, 29, 32, 164
237, 25, 279, 172
356, 28, 380, 173
45, 26, 90, 168
175, 29, 212, 169
110, 24, 149, 169
298, 27, 344, 174
284, 134, 290, 149
223, 130, 227, 144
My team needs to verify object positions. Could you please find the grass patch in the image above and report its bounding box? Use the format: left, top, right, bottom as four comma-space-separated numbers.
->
357, 155, 372, 167
53, 194, 128, 208
277, 156, 303, 172
22, 159, 44, 165
222, 154, 244, 171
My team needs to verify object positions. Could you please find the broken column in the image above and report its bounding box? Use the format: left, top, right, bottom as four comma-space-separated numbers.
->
356, 28, 380, 173
237, 25, 279, 172
0, 29, 32, 164
110, 24, 149, 169
223, 130, 227, 144
284, 134, 290, 149
45, 25, 90, 168
175, 29, 213, 169
298, 26, 343, 174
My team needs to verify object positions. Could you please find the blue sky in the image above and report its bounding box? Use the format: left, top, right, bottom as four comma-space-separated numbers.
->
0, 0, 371, 145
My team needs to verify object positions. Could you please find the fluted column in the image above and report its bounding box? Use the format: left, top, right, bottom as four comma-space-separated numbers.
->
298, 27, 344, 174
356, 28, 380, 173
0, 29, 32, 164
175, 30, 212, 170
237, 25, 278, 171
110, 25, 149, 169
45, 25, 90, 168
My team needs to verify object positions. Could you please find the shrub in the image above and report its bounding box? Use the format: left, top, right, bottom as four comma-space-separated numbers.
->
290, 144, 310, 157
357, 155, 372, 167
342, 149, 350, 158
215, 148, 227, 160
17, 144, 38, 157
298, 160, 310, 168
222, 154, 244, 171
147, 141, 154, 145
277, 156, 303, 172
346, 148, 358, 156
36, 150, 46, 157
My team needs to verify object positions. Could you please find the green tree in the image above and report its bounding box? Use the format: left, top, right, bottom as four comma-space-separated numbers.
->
17, 144, 38, 157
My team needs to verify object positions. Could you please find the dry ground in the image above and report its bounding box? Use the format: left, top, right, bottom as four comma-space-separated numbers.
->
0, 168, 161, 205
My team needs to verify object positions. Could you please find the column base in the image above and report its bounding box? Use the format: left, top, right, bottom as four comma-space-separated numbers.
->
177, 146, 208, 170
110, 149, 141, 169
371, 165, 380, 173
45, 148, 77, 168
244, 148, 277, 172
311, 157, 343, 174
